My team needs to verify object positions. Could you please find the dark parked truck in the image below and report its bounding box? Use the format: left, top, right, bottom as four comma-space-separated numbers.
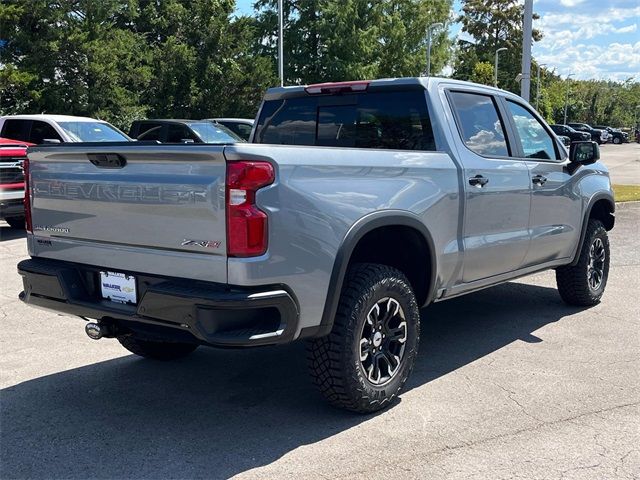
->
18, 78, 615, 412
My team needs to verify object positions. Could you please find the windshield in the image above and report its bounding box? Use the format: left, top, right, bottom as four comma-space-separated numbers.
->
58, 121, 129, 142
189, 122, 243, 143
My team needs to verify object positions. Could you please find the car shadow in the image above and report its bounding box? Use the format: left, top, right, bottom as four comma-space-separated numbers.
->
0, 224, 25, 242
1, 281, 581, 479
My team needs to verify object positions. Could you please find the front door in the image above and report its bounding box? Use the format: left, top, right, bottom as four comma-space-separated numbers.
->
502, 99, 582, 266
447, 90, 532, 283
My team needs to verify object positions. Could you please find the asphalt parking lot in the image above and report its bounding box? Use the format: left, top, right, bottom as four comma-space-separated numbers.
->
599, 142, 640, 185
1, 162, 639, 479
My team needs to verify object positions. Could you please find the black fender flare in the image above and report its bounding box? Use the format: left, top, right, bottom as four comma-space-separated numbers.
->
569, 193, 615, 266
305, 210, 438, 338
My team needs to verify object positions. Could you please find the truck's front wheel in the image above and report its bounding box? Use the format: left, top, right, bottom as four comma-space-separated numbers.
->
556, 219, 610, 306
117, 335, 198, 360
308, 263, 420, 413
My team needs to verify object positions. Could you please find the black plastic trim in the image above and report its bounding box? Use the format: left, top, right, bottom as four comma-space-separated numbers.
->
569, 193, 615, 266
316, 211, 437, 337
18, 258, 299, 348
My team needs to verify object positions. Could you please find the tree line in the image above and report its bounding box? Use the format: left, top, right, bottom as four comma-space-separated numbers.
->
1, 0, 637, 131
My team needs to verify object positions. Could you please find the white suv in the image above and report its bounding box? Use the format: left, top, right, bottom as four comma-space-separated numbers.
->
0, 115, 130, 144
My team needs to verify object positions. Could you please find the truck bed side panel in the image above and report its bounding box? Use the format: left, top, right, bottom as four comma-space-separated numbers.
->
224, 144, 461, 334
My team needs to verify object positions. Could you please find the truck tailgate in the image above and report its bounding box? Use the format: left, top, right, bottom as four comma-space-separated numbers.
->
26, 144, 228, 283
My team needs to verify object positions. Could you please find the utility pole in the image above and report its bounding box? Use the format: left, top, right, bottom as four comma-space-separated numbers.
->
426, 22, 443, 77
278, 0, 284, 87
494, 48, 507, 87
520, 0, 533, 101
536, 63, 547, 110
563, 73, 575, 124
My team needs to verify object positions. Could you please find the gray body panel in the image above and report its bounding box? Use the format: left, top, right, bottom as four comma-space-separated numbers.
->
24, 78, 614, 340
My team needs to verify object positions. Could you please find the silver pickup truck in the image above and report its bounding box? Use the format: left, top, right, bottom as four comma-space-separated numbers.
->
18, 78, 615, 412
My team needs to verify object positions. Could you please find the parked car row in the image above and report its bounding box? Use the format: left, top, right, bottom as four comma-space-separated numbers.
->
0, 114, 255, 146
550, 122, 629, 146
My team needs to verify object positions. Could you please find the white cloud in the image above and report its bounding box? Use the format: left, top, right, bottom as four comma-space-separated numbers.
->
559, 0, 586, 6
533, 4, 640, 80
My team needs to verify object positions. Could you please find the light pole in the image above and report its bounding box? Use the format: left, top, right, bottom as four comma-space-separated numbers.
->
426, 22, 443, 77
520, 0, 533, 100
278, 0, 284, 86
536, 63, 547, 110
494, 47, 507, 87
563, 73, 575, 125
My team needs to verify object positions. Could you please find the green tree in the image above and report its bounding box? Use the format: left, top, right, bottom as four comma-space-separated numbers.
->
469, 61, 493, 86
253, 0, 452, 85
0, 0, 151, 128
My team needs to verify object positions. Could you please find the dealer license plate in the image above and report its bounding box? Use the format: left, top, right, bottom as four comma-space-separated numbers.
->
100, 271, 137, 304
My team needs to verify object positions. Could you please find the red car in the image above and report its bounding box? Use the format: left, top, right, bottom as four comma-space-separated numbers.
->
0, 137, 32, 228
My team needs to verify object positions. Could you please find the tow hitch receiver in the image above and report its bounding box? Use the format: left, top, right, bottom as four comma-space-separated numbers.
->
85, 321, 117, 340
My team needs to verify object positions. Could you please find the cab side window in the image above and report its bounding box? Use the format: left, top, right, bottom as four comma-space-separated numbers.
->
30, 121, 62, 144
1, 119, 31, 142
136, 122, 163, 141
506, 101, 558, 160
166, 124, 198, 143
449, 91, 509, 157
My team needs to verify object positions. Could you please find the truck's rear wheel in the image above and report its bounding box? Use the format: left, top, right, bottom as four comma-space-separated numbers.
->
117, 335, 198, 360
556, 219, 610, 306
307, 263, 420, 413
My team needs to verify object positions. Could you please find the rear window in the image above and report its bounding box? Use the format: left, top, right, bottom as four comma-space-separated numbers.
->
254, 90, 435, 151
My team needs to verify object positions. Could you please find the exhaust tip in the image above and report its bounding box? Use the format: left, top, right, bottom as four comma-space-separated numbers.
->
85, 322, 103, 340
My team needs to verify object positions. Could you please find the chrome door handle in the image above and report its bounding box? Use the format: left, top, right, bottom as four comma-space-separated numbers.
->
469, 175, 489, 187
532, 175, 547, 185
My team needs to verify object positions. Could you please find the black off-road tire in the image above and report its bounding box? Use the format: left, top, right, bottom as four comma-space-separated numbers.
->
5, 216, 25, 229
612, 137, 621, 145
556, 219, 610, 306
117, 335, 198, 360
307, 263, 421, 413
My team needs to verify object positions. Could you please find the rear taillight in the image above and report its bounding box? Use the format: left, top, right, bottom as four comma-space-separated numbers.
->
226, 161, 275, 257
23, 156, 32, 233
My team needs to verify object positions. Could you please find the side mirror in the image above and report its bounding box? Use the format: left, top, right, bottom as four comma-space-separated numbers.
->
43, 138, 61, 144
569, 141, 599, 165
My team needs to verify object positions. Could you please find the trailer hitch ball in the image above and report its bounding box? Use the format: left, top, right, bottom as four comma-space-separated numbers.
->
85, 322, 105, 340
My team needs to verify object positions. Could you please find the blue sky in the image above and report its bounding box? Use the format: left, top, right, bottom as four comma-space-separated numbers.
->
235, 0, 639, 81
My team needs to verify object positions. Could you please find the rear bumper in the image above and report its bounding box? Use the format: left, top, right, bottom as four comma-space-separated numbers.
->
18, 258, 299, 347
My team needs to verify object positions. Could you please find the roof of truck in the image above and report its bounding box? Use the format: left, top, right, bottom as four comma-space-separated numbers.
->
0, 114, 105, 123
263, 77, 511, 101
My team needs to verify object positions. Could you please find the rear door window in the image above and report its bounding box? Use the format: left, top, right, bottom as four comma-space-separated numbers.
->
449, 91, 509, 157
255, 90, 435, 151
1, 119, 31, 142
29, 121, 62, 144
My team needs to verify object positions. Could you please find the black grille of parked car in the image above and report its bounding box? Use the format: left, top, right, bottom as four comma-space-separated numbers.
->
0, 158, 25, 184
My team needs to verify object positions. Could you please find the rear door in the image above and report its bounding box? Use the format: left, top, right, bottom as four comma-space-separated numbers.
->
447, 90, 531, 283
27, 144, 228, 282
502, 99, 582, 266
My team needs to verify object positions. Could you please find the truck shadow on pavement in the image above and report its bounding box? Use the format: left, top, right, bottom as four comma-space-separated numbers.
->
1, 281, 584, 479
0, 225, 25, 242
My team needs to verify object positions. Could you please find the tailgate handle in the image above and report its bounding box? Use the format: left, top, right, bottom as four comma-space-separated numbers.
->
87, 153, 127, 169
